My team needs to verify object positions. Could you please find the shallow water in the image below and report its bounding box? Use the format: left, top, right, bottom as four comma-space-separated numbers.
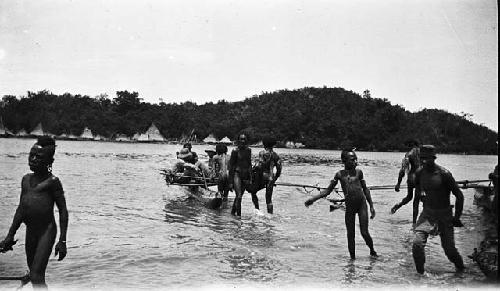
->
0, 138, 497, 290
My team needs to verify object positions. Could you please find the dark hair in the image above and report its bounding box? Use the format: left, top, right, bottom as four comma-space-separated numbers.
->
183, 143, 192, 148
37, 136, 56, 147
35, 136, 56, 157
262, 136, 277, 148
215, 143, 227, 154
237, 133, 249, 140
405, 139, 420, 147
340, 148, 356, 163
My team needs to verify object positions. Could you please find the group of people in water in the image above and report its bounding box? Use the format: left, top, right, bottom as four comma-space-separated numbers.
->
0, 135, 497, 288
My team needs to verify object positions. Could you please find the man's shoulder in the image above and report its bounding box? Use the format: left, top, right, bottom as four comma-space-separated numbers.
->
48, 174, 63, 188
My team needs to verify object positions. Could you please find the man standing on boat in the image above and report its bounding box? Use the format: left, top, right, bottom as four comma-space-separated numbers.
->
391, 139, 421, 223
412, 145, 465, 274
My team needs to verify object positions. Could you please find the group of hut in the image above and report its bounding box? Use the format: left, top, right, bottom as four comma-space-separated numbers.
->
0, 119, 235, 145
1, 117, 307, 148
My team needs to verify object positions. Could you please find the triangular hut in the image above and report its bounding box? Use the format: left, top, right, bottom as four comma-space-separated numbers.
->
144, 123, 165, 142
219, 136, 232, 144
30, 123, 45, 136
79, 127, 94, 140
203, 134, 217, 144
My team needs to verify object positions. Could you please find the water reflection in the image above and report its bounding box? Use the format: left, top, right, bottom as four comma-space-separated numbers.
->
341, 257, 377, 285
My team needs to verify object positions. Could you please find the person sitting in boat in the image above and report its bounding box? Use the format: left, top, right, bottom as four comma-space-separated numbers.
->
182, 142, 198, 162
213, 143, 231, 204
171, 148, 210, 184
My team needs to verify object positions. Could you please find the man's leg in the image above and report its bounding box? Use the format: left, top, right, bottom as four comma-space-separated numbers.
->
250, 191, 259, 210
358, 204, 376, 256
231, 175, 243, 216
439, 221, 464, 270
265, 182, 273, 214
28, 224, 57, 288
345, 210, 356, 259
412, 229, 429, 274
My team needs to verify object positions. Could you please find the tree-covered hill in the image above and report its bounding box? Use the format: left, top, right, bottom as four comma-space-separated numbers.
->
1, 87, 497, 154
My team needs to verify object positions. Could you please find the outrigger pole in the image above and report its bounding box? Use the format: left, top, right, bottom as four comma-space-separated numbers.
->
0, 275, 26, 281
275, 179, 491, 193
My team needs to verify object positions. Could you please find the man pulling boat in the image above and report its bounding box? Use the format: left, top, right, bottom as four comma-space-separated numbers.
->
412, 145, 465, 274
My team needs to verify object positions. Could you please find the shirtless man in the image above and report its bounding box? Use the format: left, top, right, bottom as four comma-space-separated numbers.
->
0, 136, 68, 288
391, 139, 421, 225
213, 143, 231, 205
305, 149, 377, 260
412, 145, 465, 274
249, 137, 282, 214
228, 133, 252, 216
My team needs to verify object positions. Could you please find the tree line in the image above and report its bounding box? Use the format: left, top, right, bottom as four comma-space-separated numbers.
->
0, 87, 497, 154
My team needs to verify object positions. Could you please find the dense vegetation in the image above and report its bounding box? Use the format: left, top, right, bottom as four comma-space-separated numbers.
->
0, 87, 497, 154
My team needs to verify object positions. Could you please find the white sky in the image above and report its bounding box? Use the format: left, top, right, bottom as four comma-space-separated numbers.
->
0, 0, 497, 131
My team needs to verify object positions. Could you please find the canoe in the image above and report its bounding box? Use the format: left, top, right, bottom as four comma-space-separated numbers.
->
161, 169, 222, 209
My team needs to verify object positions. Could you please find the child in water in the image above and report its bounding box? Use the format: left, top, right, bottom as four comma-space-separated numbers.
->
0, 136, 69, 288
305, 149, 377, 260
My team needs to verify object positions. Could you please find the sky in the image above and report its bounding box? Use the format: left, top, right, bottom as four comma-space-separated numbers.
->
0, 0, 498, 131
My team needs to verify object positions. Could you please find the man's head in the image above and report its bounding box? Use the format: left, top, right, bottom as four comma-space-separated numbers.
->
341, 148, 357, 169
420, 144, 437, 168
29, 136, 56, 173
405, 138, 420, 148
183, 143, 192, 151
177, 148, 195, 163
205, 148, 216, 158
215, 143, 227, 155
236, 133, 248, 147
262, 136, 277, 149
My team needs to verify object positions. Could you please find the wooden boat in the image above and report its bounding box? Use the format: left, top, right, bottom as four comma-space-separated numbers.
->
161, 169, 222, 209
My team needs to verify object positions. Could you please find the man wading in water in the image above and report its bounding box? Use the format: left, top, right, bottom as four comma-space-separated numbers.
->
228, 133, 252, 216
0, 136, 68, 288
304, 149, 378, 260
391, 139, 421, 226
412, 145, 465, 274
249, 136, 282, 214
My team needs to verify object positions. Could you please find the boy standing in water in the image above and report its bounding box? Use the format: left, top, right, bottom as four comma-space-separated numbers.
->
249, 137, 282, 214
412, 145, 465, 274
305, 149, 377, 260
213, 143, 231, 205
228, 133, 252, 216
0, 136, 69, 288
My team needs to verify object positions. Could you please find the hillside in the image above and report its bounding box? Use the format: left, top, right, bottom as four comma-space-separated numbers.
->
0, 87, 497, 154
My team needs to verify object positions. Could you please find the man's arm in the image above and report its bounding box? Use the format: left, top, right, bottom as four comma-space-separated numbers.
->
274, 155, 282, 181
447, 173, 464, 226
53, 178, 68, 260
395, 156, 409, 192
412, 187, 421, 226
359, 170, 375, 219
0, 178, 26, 252
305, 178, 337, 207
391, 190, 414, 214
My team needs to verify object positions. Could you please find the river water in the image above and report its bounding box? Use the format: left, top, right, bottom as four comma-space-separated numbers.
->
0, 138, 497, 290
